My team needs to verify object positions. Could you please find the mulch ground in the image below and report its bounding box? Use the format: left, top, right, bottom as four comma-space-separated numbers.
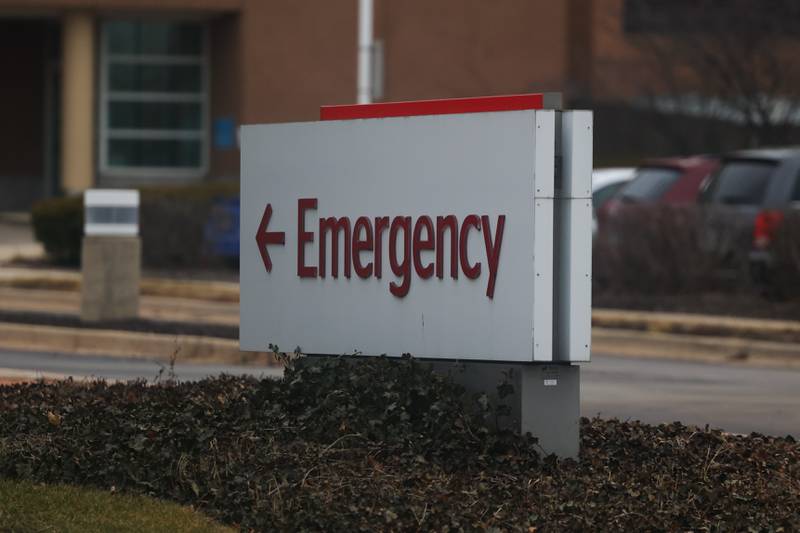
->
1, 356, 798, 531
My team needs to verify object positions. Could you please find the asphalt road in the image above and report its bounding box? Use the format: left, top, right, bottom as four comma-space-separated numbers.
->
1, 350, 798, 437
583, 353, 800, 436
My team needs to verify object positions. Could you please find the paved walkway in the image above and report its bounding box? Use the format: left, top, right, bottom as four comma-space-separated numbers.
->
0, 214, 44, 264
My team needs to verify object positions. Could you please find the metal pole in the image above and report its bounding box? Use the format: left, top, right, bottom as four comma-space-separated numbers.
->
357, 0, 373, 104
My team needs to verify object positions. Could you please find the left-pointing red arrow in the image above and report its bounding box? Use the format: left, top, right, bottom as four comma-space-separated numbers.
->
255, 203, 285, 272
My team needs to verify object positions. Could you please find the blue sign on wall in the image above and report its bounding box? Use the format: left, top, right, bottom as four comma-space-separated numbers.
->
213, 117, 237, 150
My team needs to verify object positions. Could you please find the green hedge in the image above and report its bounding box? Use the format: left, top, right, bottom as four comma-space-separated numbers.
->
31, 180, 238, 268
594, 205, 800, 299
770, 211, 800, 298
31, 196, 84, 265
593, 205, 750, 294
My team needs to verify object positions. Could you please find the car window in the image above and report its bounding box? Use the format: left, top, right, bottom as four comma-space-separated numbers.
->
592, 181, 627, 210
708, 160, 776, 206
792, 174, 800, 202
617, 167, 681, 201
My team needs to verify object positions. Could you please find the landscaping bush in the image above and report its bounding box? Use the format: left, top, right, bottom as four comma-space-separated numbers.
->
592, 206, 800, 317
770, 211, 800, 298
594, 205, 751, 295
30, 180, 239, 269
1, 356, 798, 531
30, 196, 83, 265
138, 181, 238, 268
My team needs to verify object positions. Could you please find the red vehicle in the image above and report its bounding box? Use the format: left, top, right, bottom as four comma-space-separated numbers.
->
598, 156, 720, 225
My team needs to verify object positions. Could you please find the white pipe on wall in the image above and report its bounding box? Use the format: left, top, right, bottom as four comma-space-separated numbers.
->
357, 0, 373, 104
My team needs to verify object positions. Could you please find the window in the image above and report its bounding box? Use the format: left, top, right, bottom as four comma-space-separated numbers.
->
100, 20, 208, 178
707, 160, 776, 206
592, 181, 627, 211
792, 173, 800, 203
617, 167, 681, 201
623, 0, 695, 34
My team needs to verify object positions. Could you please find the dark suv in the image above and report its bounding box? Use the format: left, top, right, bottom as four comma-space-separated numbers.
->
699, 147, 800, 281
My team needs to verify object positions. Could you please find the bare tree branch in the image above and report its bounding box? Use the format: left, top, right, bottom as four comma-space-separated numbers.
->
621, 0, 800, 148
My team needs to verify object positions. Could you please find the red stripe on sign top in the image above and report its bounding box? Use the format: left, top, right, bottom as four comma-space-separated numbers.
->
320, 93, 545, 121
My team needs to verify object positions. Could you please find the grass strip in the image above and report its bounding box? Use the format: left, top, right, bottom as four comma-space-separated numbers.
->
0, 478, 233, 533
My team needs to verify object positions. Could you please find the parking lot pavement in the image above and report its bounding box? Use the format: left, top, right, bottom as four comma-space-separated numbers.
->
583, 353, 800, 437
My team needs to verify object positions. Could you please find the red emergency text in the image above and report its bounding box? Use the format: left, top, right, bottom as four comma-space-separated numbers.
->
296, 198, 505, 298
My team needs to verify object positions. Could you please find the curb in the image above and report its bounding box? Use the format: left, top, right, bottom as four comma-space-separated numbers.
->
0, 323, 276, 367
141, 278, 238, 302
0, 268, 238, 302
0, 212, 31, 225
593, 309, 800, 344
592, 327, 800, 368
0, 368, 69, 384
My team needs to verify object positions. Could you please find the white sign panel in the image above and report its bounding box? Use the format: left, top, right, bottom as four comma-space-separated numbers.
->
241, 110, 557, 362
84, 189, 139, 236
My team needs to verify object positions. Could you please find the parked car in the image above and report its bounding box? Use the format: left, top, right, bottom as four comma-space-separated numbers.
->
597, 156, 720, 233
698, 147, 800, 283
591, 167, 635, 237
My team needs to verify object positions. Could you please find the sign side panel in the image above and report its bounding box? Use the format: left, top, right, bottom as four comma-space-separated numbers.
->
555, 111, 593, 362
239, 136, 247, 346
532, 199, 553, 361
532, 111, 554, 362
558, 111, 593, 199
533, 111, 555, 199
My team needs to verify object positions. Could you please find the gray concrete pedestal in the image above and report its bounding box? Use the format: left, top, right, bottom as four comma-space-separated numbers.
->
430, 361, 580, 458
302, 355, 581, 458
80, 236, 141, 322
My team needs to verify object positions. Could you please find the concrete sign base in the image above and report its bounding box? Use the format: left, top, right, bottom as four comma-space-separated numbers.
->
429, 361, 580, 458
305, 355, 581, 459
81, 236, 140, 322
